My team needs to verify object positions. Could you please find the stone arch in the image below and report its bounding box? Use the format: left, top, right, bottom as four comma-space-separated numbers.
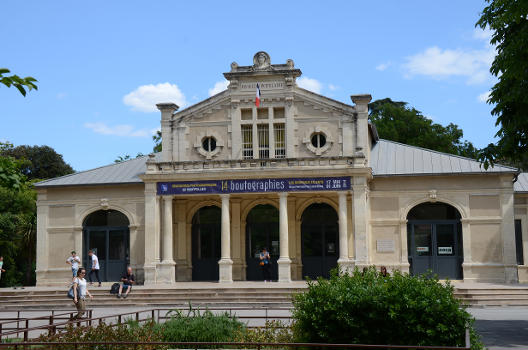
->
401, 197, 467, 222
405, 199, 463, 280
78, 204, 135, 228
241, 198, 279, 224
186, 200, 221, 223
296, 196, 338, 221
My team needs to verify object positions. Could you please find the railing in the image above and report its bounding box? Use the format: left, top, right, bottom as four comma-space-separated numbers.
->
0, 339, 471, 350
0, 307, 293, 341
0, 310, 93, 341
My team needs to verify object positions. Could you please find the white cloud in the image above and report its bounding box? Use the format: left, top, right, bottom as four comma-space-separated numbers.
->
208, 80, 229, 96
56, 92, 67, 99
403, 46, 494, 84
123, 83, 187, 113
84, 122, 155, 138
376, 62, 391, 71
477, 91, 491, 103
473, 27, 493, 42
328, 84, 338, 91
297, 76, 322, 94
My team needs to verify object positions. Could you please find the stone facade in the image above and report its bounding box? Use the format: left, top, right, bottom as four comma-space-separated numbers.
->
35, 52, 523, 285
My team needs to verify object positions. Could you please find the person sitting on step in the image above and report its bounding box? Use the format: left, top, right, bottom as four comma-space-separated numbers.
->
117, 266, 135, 299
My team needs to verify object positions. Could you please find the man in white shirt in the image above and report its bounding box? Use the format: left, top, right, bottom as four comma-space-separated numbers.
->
87, 250, 101, 287
66, 251, 81, 279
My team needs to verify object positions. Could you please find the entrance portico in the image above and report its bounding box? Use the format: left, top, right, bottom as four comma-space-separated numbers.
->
141, 174, 362, 283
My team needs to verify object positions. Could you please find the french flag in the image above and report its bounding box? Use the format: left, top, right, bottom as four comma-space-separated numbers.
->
255, 83, 261, 107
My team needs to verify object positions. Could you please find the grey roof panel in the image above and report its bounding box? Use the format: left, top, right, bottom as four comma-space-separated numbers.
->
35, 154, 160, 188
371, 139, 517, 176
36, 139, 522, 191
515, 173, 528, 193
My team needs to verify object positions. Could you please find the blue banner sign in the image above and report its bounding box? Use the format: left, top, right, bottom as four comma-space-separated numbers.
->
157, 176, 350, 195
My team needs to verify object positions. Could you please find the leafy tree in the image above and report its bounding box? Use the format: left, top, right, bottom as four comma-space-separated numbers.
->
0, 68, 38, 96
369, 98, 479, 159
114, 153, 145, 163
0, 145, 74, 180
0, 144, 36, 286
153, 130, 162, 153
476, 0, 528, 169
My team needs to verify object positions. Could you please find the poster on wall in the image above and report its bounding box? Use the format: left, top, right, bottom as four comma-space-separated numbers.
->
157, 176, 351, 195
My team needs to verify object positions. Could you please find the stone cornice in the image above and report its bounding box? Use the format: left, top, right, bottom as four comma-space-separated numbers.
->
140, 158, 372, 182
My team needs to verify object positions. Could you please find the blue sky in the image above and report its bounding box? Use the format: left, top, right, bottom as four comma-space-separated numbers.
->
1, 1, 496, 171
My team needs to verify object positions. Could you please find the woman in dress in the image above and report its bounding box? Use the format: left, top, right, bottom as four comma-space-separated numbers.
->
72, 267, 93, 319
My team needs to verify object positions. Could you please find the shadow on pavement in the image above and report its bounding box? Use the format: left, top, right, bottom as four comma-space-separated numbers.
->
475, 320, 528, 349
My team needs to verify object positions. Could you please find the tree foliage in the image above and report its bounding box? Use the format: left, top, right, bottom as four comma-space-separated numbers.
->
476, 0, 528, 169
114, 153, 145, 163
1, 145, 74, 180
369, 98, 479, 159
0, 142, 73, 286
0, 143, 36, 286
153, 130, 162, 153
0, 68, 38, 96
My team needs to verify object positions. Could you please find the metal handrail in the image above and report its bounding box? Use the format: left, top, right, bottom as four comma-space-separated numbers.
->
0, 340, 471, 350
0, 306, 293, 341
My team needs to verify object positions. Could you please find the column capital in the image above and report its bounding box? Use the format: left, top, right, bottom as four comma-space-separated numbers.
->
279, 192, 288, 199
163, 195, 174, 202
220, 194, 230, 200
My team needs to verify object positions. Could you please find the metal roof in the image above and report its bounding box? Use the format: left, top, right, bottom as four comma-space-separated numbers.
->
36, 140, 525, 192
515, 173, 528, 193
371, 139, 518, 176
34, 155, 158, 188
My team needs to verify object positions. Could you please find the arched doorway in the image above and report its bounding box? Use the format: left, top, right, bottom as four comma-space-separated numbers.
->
301, 203, 339, 279
407, 202, 463, 279
83, 210, 130, 281
192, 206, 221, 281
245, 204, 279, 281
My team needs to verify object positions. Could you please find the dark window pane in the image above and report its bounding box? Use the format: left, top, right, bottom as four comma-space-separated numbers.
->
109, 230, 126, 260
414, 224, 432, 256
515, 220, 524, 265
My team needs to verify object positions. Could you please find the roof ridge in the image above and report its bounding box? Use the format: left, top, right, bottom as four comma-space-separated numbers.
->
34, 155, 151, 186
377, 139, 518, 171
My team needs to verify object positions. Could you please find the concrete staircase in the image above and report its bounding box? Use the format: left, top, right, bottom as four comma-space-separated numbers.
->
454, 286, 528, 306
0, 284, 306, 310
3, 282, 528, 310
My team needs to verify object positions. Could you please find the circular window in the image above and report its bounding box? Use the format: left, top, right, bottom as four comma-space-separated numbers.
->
311, 133, 326, 148
202, 137, 217, 152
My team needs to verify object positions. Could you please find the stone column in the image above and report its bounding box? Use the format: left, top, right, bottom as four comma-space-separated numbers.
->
143, 182, 159, 284
278, 192, 292, 282
156, 103, 179, 163
399, 219, 410, 273
219, 194, 233, 282
501, 188, 518, 283
337, 191, 352, 273
35, 190, 49, 286
353, 178, 369, 268
158, 195, 175, 283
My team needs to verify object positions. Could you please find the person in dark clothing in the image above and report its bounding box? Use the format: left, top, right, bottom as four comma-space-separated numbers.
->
259, 247, 271, 282
117, 266, 135, 299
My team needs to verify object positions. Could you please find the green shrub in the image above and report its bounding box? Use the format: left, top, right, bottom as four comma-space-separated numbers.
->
37, 321, 163, 350
234, 320, 294, 344
292, 268, 483, 349
155, 307, 246, 344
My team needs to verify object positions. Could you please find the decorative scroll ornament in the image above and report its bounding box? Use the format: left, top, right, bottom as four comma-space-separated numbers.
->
428, 190, 437, 202
100, 198, 109, 210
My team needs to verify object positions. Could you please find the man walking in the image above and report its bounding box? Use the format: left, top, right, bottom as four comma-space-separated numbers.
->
87, 250, 101, 287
